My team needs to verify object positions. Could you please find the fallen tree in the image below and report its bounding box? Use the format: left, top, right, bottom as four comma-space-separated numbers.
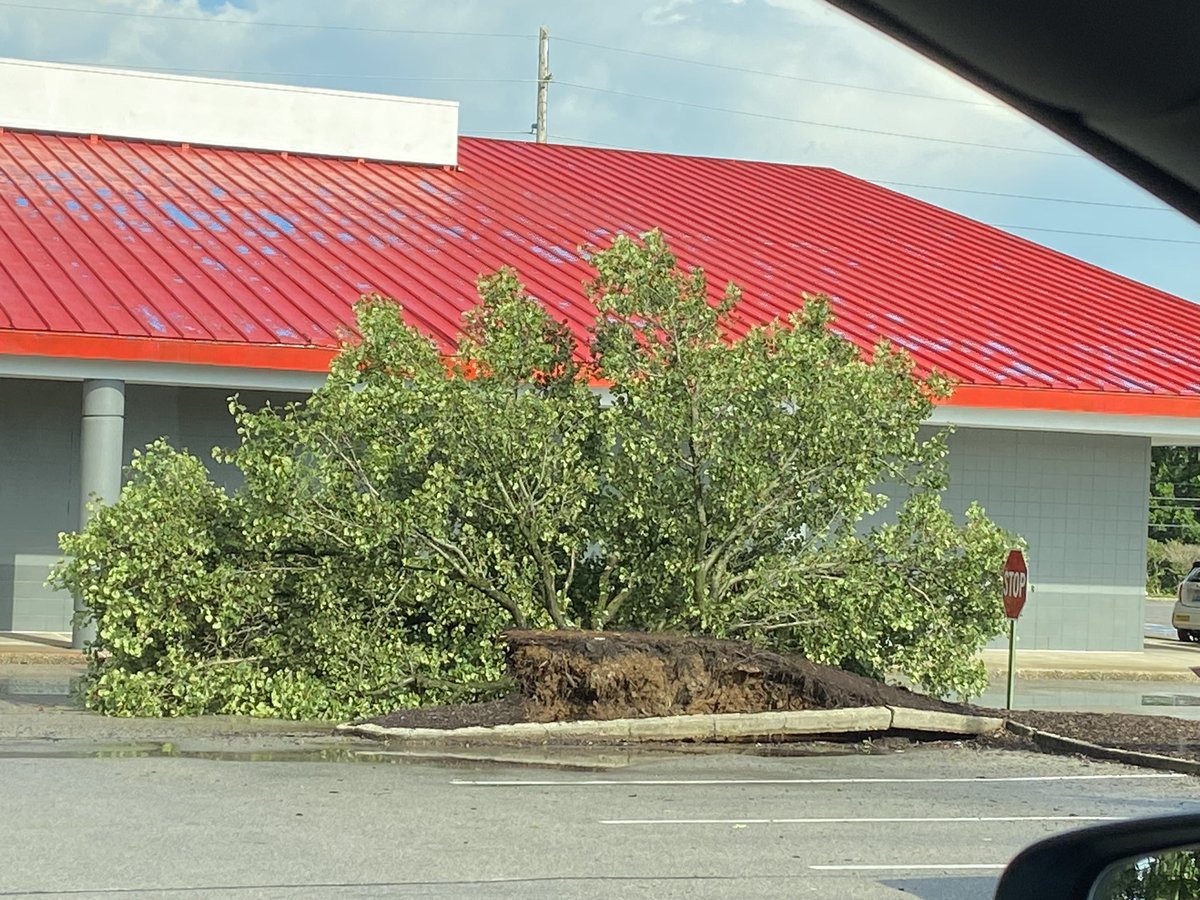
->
54, 231, 1012, 718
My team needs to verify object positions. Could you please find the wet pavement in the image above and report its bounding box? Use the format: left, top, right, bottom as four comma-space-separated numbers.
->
3, 740, 1198, 899
1146, 598, 1181, 640
3, 629, 1199, 897
979, 678, 1200, 720
974, 601, 1200, 717
0, 664, 81, 707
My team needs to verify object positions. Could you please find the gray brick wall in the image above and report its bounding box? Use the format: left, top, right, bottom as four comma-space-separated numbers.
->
0, 379, 79, 632
941, 428, 1150, 651
0, 379, 300, 633
0, 379, 1155, 647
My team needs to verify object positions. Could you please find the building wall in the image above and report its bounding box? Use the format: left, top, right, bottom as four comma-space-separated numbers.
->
943, 428, 1150, 651
0, 378, 295, 632
0, 377, 1153, 648
0, 379, 80, 633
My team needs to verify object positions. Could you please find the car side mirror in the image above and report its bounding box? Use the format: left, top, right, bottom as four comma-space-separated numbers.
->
994, 815, 1200, 899
1091, 846, 1200, 898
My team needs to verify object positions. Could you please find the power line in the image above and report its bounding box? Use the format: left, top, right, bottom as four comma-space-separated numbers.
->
548, 134, 631, 150
556, 36, 999, 108
2, 7, 1162, 175
13, 57, 535, 84
0, 5, 1074, 161
873, 180, 1172, 211
997, 223, 1200, 246
4, 2, 1000, 113
552, 133, 1190, 247
19, 63, 1184, 231
555, 81, 1076, 157
0, 1, 532, 38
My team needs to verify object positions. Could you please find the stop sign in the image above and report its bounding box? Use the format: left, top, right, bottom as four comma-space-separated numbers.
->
1002, 549, 1028, 619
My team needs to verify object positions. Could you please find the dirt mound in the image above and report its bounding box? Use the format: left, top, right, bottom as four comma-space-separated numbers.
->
508, 630, 959, 722
363, 630, 966, 730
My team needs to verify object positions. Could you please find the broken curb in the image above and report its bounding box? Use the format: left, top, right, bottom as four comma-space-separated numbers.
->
1005, 720, 1200, 777
337, 705, 1004, 745
889, 707, 1002, 736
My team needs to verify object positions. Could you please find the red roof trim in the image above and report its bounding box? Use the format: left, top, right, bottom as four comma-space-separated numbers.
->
6, 329, 1200, 419
945, 384, 1200, 418
0, 330, 336, 371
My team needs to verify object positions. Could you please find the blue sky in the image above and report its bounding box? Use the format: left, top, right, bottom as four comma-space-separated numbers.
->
2, 0, 1197, 301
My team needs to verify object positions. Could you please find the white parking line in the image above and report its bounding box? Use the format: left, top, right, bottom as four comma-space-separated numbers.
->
601, 815, 1119, 825
452, 774, 1184, 787
810, 864, 1006, 871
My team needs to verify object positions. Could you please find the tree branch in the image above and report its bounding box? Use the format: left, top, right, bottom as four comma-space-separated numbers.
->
490, 471, 569, 628
686, 380, 710, 614
416, 532, 528, 628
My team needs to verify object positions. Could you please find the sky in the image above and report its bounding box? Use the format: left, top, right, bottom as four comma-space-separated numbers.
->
1, 0, 1197, 301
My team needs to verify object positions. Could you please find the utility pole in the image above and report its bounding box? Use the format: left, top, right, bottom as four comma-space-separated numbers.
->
535, 26, 550, 143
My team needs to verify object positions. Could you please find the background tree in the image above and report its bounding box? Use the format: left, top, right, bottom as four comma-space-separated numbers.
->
1147, 447, 1200, 594
1092, 848, 1200, 900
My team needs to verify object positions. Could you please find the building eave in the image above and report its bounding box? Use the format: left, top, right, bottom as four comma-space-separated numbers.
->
0, 350, 325, 392
5, 344, 1200, 443
930, 403, 1200, 445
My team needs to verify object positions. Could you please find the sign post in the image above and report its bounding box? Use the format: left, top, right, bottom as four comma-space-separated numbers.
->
1002, 549, 1028, 710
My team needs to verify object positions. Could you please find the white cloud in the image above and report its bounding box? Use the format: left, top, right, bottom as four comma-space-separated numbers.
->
0, 0, 1192, 297
643, 0, 699, 26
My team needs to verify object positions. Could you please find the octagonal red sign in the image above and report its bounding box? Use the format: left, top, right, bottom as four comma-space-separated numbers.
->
1002, 549, 1028, 619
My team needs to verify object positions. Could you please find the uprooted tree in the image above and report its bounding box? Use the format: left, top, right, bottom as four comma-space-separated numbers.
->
53, 230, 1013, 719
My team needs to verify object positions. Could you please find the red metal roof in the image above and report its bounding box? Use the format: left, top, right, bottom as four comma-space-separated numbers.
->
3, 131, 1200, 415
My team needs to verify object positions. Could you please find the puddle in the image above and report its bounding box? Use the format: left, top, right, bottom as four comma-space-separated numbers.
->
0, 737, 651, 770
1145, 624, 1178, 639
980, 679, 1200, 720
0, 742, 354, 762
1142, 693, 1200, 708
0, 676, 79, 694
0, 674, 84, 708
0, 734, 896, 770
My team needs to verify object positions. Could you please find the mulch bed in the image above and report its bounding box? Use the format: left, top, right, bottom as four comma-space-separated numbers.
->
368, 695, 528, 730
992, 709, 1200, 764
361, 631, 1200, 768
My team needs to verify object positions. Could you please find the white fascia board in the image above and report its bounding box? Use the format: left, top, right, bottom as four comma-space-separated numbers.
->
0, 354, 323, 393
0, 57, 458, 166
929, 404, 1200, 446
7, 356, 1200, 444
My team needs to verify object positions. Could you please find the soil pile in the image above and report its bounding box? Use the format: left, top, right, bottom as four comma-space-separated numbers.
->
366, 629, 962, 729
508, 629, 961, 721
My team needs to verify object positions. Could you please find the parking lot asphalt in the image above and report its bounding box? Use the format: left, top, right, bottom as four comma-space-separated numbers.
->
3, 742, 1199, 899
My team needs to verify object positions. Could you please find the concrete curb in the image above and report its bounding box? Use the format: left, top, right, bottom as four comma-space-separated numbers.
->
985, 668, 1197, 683
0, 653, 84, 666
889, 707, 1003, 736
337, 705, 1004, 745
1006, 720, 1200, 777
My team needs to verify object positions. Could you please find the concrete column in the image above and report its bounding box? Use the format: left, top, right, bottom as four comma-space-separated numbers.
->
73, 379, 125, 649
